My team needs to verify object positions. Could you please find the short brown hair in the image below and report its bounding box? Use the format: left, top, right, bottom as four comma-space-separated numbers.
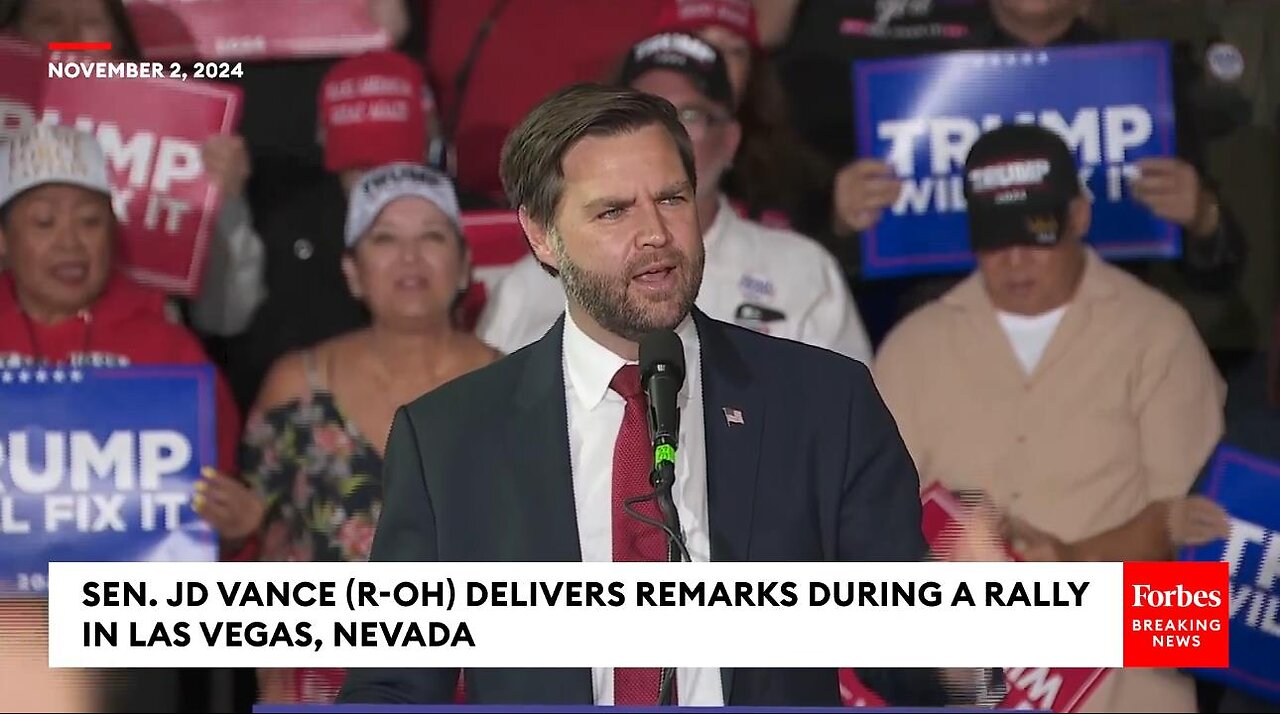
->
499, 83, 697, 231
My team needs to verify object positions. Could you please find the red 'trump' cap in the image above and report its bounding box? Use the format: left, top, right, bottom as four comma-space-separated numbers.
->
655, 0, 760, 48
318, 51, 434, 174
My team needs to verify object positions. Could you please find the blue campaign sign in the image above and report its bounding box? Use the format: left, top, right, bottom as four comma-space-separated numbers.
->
0, 365, 218, 596
1182, 445, 1280, 704
854, 41, 1179, 279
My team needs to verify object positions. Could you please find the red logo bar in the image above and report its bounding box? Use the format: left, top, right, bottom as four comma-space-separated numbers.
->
1123, 561, 1230, 668
48, 42, 113, 51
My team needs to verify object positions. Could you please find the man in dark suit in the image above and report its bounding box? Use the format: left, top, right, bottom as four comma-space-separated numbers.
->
339, 83, 963, 707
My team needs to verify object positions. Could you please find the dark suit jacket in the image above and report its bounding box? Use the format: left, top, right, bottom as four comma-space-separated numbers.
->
338, 309, 951, 707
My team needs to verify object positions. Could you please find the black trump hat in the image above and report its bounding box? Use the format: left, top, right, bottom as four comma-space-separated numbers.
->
619, 32, 734, 110
963, 124, 1082, 252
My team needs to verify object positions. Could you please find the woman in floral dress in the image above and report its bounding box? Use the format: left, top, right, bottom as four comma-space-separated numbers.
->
240, 164, 499, 703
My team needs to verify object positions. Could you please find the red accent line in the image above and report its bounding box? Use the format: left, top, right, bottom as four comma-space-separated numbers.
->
48, 41, 111, 51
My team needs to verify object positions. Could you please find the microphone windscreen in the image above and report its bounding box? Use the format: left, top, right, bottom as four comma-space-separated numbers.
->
639, 330, 685, 386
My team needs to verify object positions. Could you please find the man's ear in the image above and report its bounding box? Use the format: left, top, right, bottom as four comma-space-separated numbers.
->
1067, 195, 1092, 241
518, 207, 559, 272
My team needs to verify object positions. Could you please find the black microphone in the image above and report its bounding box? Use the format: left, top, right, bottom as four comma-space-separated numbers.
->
639, 330, 688, 707
639, 329, 685, 486
638, 330, 689, 564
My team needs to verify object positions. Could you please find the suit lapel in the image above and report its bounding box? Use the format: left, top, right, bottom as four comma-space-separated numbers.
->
510, 315, 582, 563
695, 311, 763, 563
509, 316, 592, 701
695, 311, 762, 702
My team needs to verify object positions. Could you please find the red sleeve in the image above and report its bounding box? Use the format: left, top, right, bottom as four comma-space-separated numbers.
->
165, 326, 258, 561
211, 368, 260, 562
166, 327, 241, 476
211, 367, 241, 480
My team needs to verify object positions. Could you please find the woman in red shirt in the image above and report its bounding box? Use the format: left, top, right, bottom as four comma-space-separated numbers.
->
0, 122, 261, 555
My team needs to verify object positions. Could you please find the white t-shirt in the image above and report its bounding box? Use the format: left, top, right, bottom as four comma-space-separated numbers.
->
996, 305, 1068, 375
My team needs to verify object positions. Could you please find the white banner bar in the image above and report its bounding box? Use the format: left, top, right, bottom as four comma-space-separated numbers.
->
47, 561, 1125, 669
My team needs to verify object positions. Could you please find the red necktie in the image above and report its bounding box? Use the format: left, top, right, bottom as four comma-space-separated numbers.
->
609, 364, 675, 705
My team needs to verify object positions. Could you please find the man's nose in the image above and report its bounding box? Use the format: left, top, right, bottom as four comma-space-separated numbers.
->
1005, 245, 1032, 268
636, 201, 673, 250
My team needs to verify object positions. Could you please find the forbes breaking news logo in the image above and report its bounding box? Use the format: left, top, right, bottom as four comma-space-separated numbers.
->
1124, 562, 1229, 668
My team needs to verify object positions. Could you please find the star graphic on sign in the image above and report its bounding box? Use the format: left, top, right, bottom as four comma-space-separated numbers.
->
18, 370, 31, 383
1021, 53, 1034, 65
52, 370, 65, 383
1038, 51, 1049, 64
1, 371, 11, 384
35, 370, 48, 383
70, 370, 83, 383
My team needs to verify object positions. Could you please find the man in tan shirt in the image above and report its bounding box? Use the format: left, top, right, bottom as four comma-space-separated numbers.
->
873, 124, 1227, 713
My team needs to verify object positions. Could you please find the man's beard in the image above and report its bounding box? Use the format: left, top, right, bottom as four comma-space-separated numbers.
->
551, 230, 704, 343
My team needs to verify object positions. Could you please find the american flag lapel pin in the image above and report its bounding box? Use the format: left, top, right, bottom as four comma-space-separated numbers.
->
722, 407, 744, 426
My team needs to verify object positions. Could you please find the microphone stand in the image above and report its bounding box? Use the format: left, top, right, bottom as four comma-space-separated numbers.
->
651, 461, 687, 706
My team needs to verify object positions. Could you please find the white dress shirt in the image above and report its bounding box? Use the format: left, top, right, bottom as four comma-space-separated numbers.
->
561, 308, 724, 706
479, 195, 872, 363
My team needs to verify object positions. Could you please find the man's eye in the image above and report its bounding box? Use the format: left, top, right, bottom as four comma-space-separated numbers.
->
659, 195, 687, 206
598, 208, 623, 221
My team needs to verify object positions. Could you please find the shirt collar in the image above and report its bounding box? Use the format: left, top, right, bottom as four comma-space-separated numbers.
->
563, 307, 699, 411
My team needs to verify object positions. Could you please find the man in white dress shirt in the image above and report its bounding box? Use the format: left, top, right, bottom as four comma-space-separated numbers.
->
478, 32, 872, 363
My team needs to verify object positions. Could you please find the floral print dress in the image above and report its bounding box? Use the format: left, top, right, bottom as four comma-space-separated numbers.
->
240, 352, 382, 702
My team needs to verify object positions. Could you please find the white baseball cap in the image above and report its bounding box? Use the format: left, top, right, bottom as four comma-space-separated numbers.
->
344, 162, 462, 248
0, 124, 111, 212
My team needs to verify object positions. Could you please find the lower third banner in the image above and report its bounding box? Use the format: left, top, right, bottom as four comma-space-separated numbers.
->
1182, 445, 1280, 704
0, 365, 218, 596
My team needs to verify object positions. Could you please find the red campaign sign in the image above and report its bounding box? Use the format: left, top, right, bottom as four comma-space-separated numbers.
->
461, 210, 527, 269
123, 0, 389, 61
0, 37, 242, 296
456, 210, 526, 331
838, 485, 1110, 712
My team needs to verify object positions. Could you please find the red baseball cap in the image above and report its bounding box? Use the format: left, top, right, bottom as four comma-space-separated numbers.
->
318, 51, 434, 174
655, 0, 760, 48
